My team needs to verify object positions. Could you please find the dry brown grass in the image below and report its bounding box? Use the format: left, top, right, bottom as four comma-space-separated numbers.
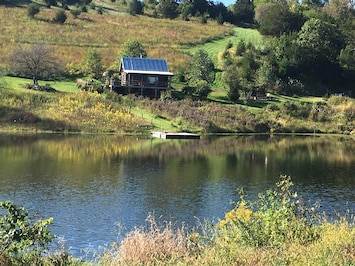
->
0, 6, 233, 71
100, 214, 200, 265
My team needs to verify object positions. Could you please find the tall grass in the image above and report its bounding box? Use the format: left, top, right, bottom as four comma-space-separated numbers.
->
0, 6, 233, 71
100, 214, 198, 265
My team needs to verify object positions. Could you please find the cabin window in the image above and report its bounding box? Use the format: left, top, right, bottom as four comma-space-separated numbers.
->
148, 76, 158, 84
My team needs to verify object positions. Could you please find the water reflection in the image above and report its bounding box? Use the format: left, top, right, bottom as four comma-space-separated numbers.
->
0, 134, 354, 257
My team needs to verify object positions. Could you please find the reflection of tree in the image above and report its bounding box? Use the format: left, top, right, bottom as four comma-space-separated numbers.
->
0, 135, 354, 168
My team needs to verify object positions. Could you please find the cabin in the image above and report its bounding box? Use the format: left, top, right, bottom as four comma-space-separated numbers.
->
112, 57, 174, 98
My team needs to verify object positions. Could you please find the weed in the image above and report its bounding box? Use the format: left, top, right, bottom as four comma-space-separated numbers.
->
218, 175, 320, 248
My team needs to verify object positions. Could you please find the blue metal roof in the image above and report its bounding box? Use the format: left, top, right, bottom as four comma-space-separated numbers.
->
121, 57, 173, 75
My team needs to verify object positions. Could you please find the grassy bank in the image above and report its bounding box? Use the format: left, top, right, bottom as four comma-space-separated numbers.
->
1, 176, 354, 265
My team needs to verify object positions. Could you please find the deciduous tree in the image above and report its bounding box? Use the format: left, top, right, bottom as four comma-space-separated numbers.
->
157, 0, 179, 18
296, 18, 344, 64
128, 0, 143, 15
119, 39, 147, 58
186, 49, 215, 84
8, 42, 61, 85
256, 3, 304, 36
83, 48, 104, 79
231, 0, 255, 24
27, 3, 40, 18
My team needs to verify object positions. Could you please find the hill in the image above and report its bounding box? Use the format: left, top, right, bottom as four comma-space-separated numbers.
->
0, 1, 234, 72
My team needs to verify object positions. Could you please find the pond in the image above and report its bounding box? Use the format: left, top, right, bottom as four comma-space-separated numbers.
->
0, 134, 354, 258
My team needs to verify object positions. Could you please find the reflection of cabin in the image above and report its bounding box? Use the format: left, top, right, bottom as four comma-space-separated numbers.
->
113, 57, 174, 98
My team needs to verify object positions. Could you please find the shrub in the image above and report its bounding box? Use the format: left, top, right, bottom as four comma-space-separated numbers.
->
218, 175, 320, 248
27, 3, 40, 18
53, 9, 67, 24
0, 202, 54, 258
100, 214, 196, 265
70, 8, 81, 18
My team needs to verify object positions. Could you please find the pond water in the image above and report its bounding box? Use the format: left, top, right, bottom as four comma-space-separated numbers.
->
0, 134, 354, 258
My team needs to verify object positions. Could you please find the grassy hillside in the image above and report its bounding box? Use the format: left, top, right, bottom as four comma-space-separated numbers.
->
0, 1, 233, 72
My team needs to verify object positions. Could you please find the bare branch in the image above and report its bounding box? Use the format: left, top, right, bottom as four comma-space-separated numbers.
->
8, 42, 62, 85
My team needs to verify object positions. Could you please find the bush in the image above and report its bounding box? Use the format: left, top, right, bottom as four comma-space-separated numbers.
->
0, 202, 54, 258
53, 9, 67, 24
100, 214, 195, 265
218, 175, 319, 248
70, 8, 81, 18
27, 3, 40, 18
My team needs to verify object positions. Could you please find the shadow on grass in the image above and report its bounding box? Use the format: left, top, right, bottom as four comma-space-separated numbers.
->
0, 0, 32, 7
0, 106, 73, 132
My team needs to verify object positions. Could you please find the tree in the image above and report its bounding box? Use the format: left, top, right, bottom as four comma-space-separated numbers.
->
44, 0, 57, 7
339, 45, 355, 71
128, 0, 143, 15
238, 51, 257, 81
236, 40, 246, 56
8, 42, 61, 85
189, 0, 209, 16
27, 3, 40, 18
179, 1, 193, 20
119, 39, 147, 58
295, 18, 345, 91
83, 48, 104, 79
190, 79, 212, 100
223, 63, 241, 102
157, 0, 179, 19
231, 0, 255, 24
296, 18, 344, 64
185, 49, 214, 100
255, 3, 304, 36
269, 33, 299, 78
255, 61, 275, 90
186, 49, 215, 84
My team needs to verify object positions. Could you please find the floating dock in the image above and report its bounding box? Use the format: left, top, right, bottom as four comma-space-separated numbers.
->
152, 132, 200, 139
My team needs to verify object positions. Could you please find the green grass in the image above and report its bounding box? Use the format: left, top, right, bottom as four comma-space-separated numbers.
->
2, 76, 78, 93
272, 94, 325, 103
188, 27, 265, 66
130, 106, 174, 132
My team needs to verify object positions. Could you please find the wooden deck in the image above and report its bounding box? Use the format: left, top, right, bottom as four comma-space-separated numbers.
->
152, 132, 200, 139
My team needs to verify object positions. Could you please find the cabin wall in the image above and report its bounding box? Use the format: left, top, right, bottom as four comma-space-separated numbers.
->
121, 73, 170, 89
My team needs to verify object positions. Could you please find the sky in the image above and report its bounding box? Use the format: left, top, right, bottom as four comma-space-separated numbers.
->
218, 0, 235, 6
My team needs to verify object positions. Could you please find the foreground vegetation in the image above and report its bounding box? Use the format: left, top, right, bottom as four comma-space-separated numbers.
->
1, 176, 354, 265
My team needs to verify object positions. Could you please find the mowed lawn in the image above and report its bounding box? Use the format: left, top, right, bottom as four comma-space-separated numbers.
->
2, 76, 78, 93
